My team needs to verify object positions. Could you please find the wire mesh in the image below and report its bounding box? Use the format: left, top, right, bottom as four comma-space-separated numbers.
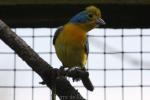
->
0, 28, 150, 100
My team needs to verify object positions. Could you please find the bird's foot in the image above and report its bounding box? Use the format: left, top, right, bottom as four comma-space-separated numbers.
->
59, 66, 69, 76
59, 66, 65, 70
68, 67, 84, 82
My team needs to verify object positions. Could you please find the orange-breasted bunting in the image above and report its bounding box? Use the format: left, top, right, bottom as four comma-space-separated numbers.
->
53, 6, 105, 91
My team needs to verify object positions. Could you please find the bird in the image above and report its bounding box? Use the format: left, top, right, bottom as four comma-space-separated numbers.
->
53, 5, 105, 91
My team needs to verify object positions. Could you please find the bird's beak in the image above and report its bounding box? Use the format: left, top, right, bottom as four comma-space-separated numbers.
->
96, 18, 106, 25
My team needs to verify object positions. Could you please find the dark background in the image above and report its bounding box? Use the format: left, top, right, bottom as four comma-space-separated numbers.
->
0, 1, 150, 28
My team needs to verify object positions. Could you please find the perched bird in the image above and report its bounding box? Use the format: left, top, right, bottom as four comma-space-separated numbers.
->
53, 6, 105, 91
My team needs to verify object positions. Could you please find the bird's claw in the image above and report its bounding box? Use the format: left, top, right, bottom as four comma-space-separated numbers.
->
72, 77, 80, 82
69, 67, 83, 82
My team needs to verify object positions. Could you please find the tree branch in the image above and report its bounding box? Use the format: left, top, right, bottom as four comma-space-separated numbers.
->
0, 20, 85, 100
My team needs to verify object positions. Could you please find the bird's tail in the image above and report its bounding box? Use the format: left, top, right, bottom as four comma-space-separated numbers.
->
81, 74, 94, 91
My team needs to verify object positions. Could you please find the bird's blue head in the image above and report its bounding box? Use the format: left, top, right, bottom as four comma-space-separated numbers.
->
69, 11, 90, 23
69, 6, 105, 26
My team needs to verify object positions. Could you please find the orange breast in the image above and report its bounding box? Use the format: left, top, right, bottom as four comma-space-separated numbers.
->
63, 23, 86, 45
54, 23, 88, 68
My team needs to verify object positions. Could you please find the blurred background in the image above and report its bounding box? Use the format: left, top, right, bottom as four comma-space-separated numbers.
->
0, 0, 150, 100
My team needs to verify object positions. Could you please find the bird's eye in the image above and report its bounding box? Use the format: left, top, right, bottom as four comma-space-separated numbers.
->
88, 14, 93, 18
